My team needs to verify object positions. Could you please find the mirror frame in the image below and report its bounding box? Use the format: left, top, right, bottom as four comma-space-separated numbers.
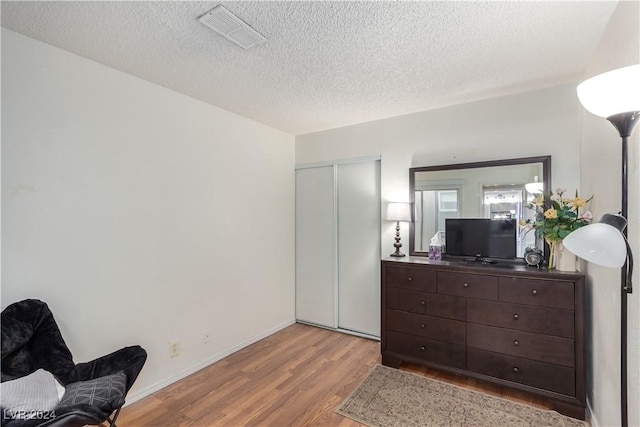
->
409, 156, 551, 258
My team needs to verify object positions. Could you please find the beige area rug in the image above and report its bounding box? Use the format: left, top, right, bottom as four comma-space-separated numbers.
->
336, 364, 587, 427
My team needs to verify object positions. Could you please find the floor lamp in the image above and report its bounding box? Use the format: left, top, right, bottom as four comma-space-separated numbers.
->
568, 64, 640, 427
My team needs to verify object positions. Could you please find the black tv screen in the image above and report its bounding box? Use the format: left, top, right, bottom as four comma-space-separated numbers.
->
445, 218, 516, 259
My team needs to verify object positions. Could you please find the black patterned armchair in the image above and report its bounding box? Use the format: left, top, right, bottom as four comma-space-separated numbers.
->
1, 299, 147, 427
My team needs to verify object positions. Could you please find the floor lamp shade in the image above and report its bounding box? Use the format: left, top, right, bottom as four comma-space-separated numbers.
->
563, 215, 627, 268
577, 64, 640, 118
525, 178, 543, 194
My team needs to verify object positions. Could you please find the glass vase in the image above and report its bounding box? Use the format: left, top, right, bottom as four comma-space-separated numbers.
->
549, 240, 576, 271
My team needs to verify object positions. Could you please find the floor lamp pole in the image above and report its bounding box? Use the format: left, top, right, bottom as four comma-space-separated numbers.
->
620, 134, 628, 427
608, 111, 638, 427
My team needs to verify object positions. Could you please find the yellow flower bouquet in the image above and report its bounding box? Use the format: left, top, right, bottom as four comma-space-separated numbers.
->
521, 188, 593, 266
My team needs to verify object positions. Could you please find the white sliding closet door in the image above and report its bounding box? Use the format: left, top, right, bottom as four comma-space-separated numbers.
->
295, 166, 336, 327
295, 158, 381, 337
337, 161, 381, 336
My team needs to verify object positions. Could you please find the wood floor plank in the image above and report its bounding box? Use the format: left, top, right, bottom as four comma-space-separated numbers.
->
118, 322, 551, 426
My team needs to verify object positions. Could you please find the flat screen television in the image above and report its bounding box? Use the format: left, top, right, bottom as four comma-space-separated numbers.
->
445, 218, 516, 260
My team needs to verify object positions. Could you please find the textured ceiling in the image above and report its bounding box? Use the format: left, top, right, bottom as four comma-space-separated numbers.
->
1, 1, 618, 135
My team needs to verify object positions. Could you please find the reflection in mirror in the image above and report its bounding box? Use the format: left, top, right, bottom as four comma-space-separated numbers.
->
410, 157, 550, 258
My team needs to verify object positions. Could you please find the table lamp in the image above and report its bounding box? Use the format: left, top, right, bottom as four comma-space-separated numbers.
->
386, 202, 412, 257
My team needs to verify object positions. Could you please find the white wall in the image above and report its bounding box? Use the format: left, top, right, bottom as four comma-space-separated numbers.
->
1, 29, 296, 400
578, 2, 639, 426
296, 84, 583, 257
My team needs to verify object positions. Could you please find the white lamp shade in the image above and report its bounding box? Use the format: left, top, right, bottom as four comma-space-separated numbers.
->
525, 182, 543, 194
577, 64, 640, 118
386, 202, 412, 222
563, 223, 627, 268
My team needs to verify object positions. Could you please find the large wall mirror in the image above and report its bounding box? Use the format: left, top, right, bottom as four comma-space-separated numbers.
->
409, 156, 551, 258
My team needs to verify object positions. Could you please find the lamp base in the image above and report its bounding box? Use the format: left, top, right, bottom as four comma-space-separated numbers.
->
390, 221, 406, 257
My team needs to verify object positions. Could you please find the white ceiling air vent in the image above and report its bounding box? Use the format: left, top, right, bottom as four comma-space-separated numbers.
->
198, 5, 267, 49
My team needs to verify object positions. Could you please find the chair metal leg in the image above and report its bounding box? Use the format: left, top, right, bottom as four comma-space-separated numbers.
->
108, 408, 121, 427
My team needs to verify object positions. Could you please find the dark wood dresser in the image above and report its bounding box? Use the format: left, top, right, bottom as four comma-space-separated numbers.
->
381, 257, 586, 420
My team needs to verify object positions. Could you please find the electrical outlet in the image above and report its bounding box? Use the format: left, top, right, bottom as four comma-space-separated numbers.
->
203, 330, 211, 344
169, 340, 180, 358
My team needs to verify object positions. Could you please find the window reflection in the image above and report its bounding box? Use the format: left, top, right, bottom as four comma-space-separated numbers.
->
414, 189, 459, 250
482, 186, 536, 256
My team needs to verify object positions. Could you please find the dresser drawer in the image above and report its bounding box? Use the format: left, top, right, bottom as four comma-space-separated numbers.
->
386, 267, 437, 292
386, 309, 466, 345
499, 277, 574, 310
437, 272, 498, 300
467, 324, 574, 367
467, 348, 575, 396
467, 299, 574, 338
386, 288, 466, 320
387, 331, 466, 369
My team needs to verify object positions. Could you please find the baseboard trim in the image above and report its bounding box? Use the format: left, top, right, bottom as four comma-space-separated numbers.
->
295, 320, 380, 341
586, 398, 599, 427
123, 318, 296, 405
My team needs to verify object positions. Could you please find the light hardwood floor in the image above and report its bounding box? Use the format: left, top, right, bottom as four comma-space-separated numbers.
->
116, 323, 551, 426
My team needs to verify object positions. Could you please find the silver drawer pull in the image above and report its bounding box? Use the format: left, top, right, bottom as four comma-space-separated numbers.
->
513, 367, 520, 373
531, 289, 538, 296
420, 346, 426, 351
420, 300, 426, 305
513, 340, 520, 346
420, 323, 426, 329
513, 313, 519, 320
407, 277, 413, 281
463, 282, 469, 288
